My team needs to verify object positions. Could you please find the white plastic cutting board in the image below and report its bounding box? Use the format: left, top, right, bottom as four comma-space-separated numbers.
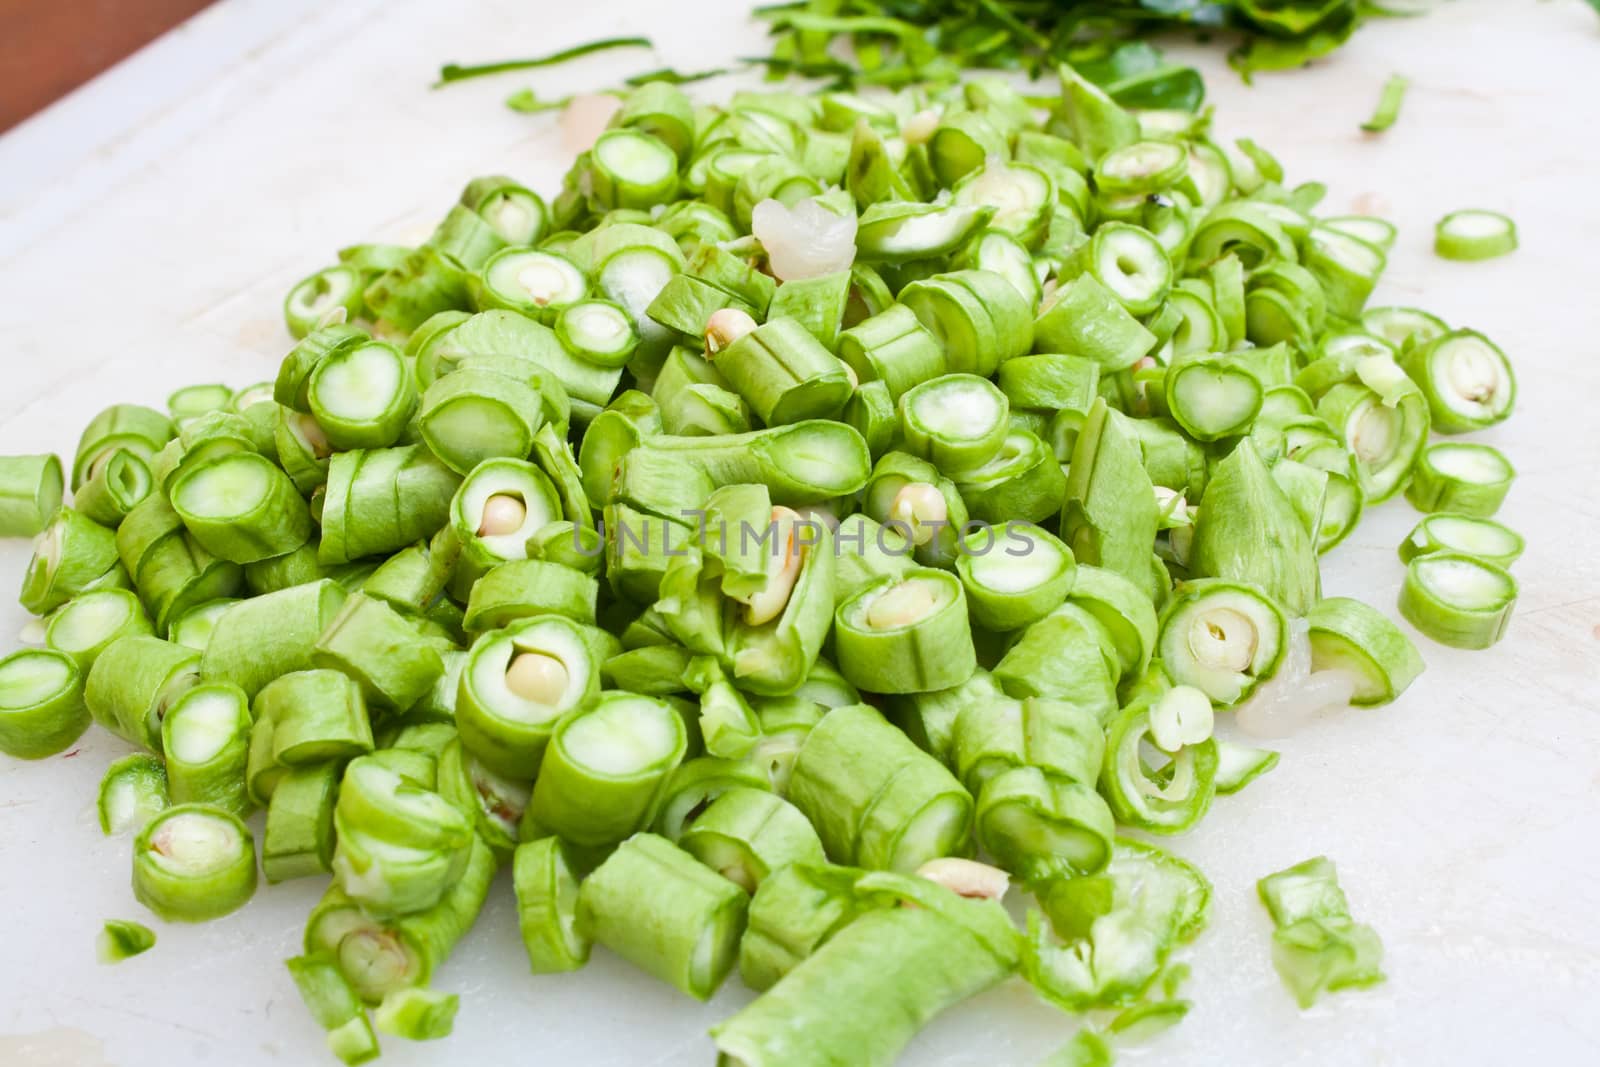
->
1, 1, 1598, 1064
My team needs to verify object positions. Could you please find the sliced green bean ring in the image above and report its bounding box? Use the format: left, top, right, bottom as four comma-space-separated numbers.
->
258, 669, 373, 766
855, 200, 992, 264
1304, 226, 1385, 321
305, 837, 494, 1003
98, 753, 168, 835
948, 428, 1066, 526
1399, 512, 1524, 568
418, 368, 548, 476
576, 832, 748, 1001
475, 248, 588, 319
1322, 215, 1397, 252
976, 766, 1115, 880
21, 507, 122, 617
955, 523, 1076, 633
954, 230, 1041, 309
263, 763, 339, 883
555, 299, 639, 369
835, 570, 976, 695
1400, 330, 1515, 433
526, 691, 688, 849
1435, 209, 1517, 261
72, 404, 174, 490
1158, 579, 1287, 705
0, 648, 89, 759
170, 452, 312, 565
1067, 564, 1160, 679
1399, 552, 1517, 650
160, 682, 251, 816
899, 269, 1032, 378
1164, 353, 1263, 442
1095, 139, 1188, 197
74, 449, 155, 527
284, 265, 363, 339
1033, 275, 1157, 374
898, 374, 1009, 471
1404, 442, 1514, 517
836, 304, 945, 402
458, 616, 601, 778
132, 803, 257, 922
680, 787, 826, 892
331, 817, 471, 922
466, 176, 549, 244
451, 457, 563, 584
44, 588, 153, 671
167, 597, 240, 652
1072, 221, 1172, 316
168, 383, 234, 427
513, 837, 591, 974
1362, 305, 1448, 353
1305, 597, 1425, 707
85, 635, 201, 751
1101, 690, 1219, 835
951, 162, 1053, 246
588, 129, 680, 210
713, 315, 854, 426
338, 755, 474, 853
0, 453, 63, 537
306, 341, 416, 450
1316, 380, 1429, 504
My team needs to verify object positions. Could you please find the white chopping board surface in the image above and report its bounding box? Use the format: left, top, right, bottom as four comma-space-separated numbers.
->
2, 1, 1598, 1064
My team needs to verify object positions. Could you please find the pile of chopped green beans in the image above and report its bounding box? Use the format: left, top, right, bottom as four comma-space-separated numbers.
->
0, 60, 1523, 1065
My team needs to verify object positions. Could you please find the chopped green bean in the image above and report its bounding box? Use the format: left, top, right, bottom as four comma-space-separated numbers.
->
0, 453, 63, 537
20, 508, 123, 616
1399, 553, 1517, 650
0, 648, 89, 759
263, 761, 340, 883
1398, 330, 1516, 433
133, 803, 257, 921
512, 837, 591, 974
1399, 513, 1523, 568
1257, 856, 1385, 1007
577, 832, 748, 1000
373, 988, 457, 1042
1435, 209, 1518, 261
527, 691, 687, 850
98, 752, 169, 835
161, 682, 252, 817
788, 704, 971, 872
458, 615, 602, 778
1305, 597, 1424, 707
1404, 442, 1514, 517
